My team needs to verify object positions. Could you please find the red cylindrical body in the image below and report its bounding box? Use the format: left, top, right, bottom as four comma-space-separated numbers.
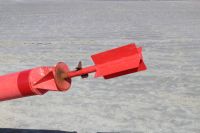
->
0, 70, 31, 100
0, 63, 71, 101
0, 67, 52, 101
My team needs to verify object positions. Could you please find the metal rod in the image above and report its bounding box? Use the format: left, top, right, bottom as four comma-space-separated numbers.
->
67, 65, 96, 78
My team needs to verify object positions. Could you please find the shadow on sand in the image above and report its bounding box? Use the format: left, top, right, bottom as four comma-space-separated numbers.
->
0, 128, 77, 133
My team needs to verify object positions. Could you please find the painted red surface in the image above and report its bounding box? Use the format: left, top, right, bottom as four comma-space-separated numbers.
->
0, 43, 147, 101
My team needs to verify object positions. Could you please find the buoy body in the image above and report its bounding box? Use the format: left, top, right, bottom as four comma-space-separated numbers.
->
0, 63, 71, 101
0, 43, 147, 102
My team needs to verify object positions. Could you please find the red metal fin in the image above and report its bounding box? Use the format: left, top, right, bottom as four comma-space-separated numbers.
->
103, 68, 138, 79
92, 44, 141, 78
95, 54, 140, 77
34, 71, 54, 85
33, 71, 58, 91
104, 60, 147, 79
102, 46, 147, 79
91, 43, 138, 65
137, 47, 147, 71
138, 59, 147, 71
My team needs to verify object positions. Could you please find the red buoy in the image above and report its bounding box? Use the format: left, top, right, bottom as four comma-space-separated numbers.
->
0, 43, 147, 101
